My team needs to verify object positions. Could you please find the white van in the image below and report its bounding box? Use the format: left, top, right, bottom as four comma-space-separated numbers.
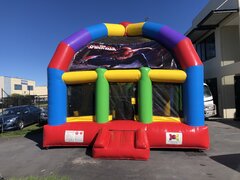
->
204, 83, 217, 118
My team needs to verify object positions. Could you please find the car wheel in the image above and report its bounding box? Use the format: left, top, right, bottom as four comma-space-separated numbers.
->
18, 120, 24, 130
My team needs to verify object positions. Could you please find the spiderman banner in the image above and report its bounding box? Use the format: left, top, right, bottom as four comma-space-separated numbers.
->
69, 37, 178, 70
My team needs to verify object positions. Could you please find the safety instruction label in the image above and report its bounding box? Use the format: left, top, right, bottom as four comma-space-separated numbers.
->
166, 132, 183, 145
65, 130, 84, 143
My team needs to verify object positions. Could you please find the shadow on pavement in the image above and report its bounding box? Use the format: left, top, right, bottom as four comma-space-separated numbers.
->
206, 118, 240, 129
210, 153, 240, 172
24, 126, 43, 149
151, 148, 207, 156
24, 126, 95, 157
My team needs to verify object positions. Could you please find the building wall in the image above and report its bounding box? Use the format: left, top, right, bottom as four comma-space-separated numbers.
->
0, 76, 11, 98
0, 76, 47, 97
10, 78, 36, 95
188, 0, 240, 118
219, 16, 240, 118
0, 76, 4, 99
35, 86, 47, 96
221, 25, 240, 66
4, 77, 11, 97
204, 26, 240, 118
221, 75, 236, 118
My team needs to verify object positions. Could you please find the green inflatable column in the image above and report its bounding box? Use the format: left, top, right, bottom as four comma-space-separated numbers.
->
138, 67, 153, 124
96, 68, 109, 123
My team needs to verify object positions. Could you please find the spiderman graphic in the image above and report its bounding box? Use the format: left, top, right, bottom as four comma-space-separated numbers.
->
70, 38, 177, 70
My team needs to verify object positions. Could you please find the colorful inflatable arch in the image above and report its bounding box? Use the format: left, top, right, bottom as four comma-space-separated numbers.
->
44, 22, 210, 160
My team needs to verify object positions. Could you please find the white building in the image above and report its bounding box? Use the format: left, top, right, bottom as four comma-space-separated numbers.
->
0, 76, 47, 98
186, 0, 240, 119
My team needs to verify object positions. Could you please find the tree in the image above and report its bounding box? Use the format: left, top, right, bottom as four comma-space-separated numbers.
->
3, 94, 34, 107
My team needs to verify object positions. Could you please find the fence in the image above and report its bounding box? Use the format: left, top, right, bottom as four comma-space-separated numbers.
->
0, 95, 48, 110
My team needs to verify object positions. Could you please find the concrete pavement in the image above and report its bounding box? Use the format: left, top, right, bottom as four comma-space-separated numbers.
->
0, 119, 239, 180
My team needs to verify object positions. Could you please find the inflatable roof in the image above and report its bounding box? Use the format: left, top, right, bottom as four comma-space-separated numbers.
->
44, 22, 209, 160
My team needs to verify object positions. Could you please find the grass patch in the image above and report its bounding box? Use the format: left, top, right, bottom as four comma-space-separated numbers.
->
0, 124, 42, 138
9, 175, 69, 180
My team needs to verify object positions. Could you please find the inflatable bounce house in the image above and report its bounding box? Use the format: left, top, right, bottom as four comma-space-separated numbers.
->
44, 22, 210, 160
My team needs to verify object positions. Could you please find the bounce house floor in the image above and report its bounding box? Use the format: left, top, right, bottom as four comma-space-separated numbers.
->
43, 120, 209, 160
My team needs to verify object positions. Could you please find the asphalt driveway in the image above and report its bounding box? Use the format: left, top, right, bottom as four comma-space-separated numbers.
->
0, 119, 239, 180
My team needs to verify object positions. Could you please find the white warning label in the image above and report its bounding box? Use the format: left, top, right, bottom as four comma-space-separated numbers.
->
166, 132, 183, 145
65, 130, 84, 143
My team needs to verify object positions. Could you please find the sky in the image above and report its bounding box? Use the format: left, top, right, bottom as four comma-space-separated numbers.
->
0, 0, 208, 86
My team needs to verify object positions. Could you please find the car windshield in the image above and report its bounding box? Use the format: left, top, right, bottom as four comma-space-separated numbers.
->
204, 85, 212, 98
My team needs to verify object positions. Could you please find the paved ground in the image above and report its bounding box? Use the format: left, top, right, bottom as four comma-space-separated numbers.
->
0, 119, 240, 180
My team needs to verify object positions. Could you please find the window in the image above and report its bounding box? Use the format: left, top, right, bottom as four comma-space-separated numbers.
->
204, 85, 212, 98
196, 33, 216, 62
196, 43, 201, 60
29, 106, 37, 112
14, 84, 22, 90
22, 107, 29, 112
205, 33, 216, 60
27, 85, 33, 91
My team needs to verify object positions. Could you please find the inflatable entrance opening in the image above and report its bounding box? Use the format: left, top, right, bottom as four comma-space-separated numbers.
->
44, 22, 210, 160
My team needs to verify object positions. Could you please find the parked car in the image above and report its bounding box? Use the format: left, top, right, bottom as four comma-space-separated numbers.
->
0, 105, 41, 131
204, 83, 217, 118
39, 107, 48, 125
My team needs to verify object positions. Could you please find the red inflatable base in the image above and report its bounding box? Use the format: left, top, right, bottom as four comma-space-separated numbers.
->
93, 127, 150, 160
43, 121, 210, 160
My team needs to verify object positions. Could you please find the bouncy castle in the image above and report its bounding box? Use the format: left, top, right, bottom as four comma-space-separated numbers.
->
44, 22, 210, 160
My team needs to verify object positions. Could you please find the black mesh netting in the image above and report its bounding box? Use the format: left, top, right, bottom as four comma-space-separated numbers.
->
67, 82, 182, 119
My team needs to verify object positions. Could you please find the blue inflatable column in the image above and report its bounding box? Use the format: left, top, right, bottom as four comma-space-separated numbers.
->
183, 65, 204, 126
48, 68, 67, 125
